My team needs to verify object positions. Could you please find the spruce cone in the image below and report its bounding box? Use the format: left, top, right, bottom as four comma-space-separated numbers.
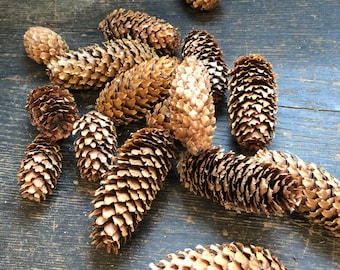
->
89, 128, 175, 254
169, 55, 216, 155
47, 38, 158, 90
185, 0, 221, 11
177, 147, 302, 215
145, 98, 171, 131
255, 149, 340, 236
150, 242, 287, 270
96, 56, 179, 126
72, 110, 118, 182
18, 134, 62, 202
26, 85, 79, 142
227, 54, 278, 150
182, 30, 228, 103
99, 8, 180, 55
23, 26, 69, 65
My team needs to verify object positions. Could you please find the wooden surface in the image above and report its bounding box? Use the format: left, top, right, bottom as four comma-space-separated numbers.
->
0, 0, 339, 269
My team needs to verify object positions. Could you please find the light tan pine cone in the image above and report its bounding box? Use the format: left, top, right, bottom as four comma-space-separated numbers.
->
170, 55, 216, 155
182, 30, 228, 103
99, 8, 180, 55
255, 149, 340, 236
150, 242, 287, 270
177, 147, 302, 216
89, 127, 175, 254
72, 110, 118, 182
26, 85, 79, 142
47, 38, 158, 90
185, 0, 221, 11
227, 54, 278, 150
145, 98, 171, 131
96, 56, 179, 126
23, 26, 69, 65
18, 134, 62, 202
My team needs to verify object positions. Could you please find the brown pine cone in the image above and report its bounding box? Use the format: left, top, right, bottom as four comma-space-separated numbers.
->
99, 8, 180, 55
47, 38, 158, 90
185, 0, 221, 11
170, 55, 216, 155
145, 98, 171, 131
26, 85, 79, 142
18, 134, 62, 202
89, 127, 175, 254
72, 110, 118, 182
96, 56, 179, 126
150, 242, 287, 270
23, 26, 69, 65
182, 30, 228, 103
227, 54, 278, 150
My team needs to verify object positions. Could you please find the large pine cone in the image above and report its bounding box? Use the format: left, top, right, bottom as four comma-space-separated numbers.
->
185, 0, 221, 11
227, 54, 278, 150
150, 242, 287, 270
26, 85, 79, 142
23, 26, 69, 65
170, 55, 216, 155
182, 30, 228, 103
96, 56, 179, 126
18, 134, 62, 202
72, 110, 118, 182
89, 128, 175, 254
99, 8, 180, 55
47, 38, 158, 90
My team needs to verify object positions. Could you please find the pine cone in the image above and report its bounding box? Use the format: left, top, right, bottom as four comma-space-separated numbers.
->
185, 0, 221, 11
182, 30, 228, 103
26, 85, 79, 142
150, 242, 287, 270
227, 54, 278, 150
255, 149, 340, 236
47, 38, 158, 90
177, 147, 302, 215
72, 110, 118, 182
99, 8, 180, 55
96, 56, 179, 126
89, 128, 175, 254
18, 134, 62, 202
169, 55, 216, 155
145, 98, 171, 131
23, 26, 69, 65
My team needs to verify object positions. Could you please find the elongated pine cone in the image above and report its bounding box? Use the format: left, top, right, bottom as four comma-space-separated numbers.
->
24, 26, 69, 65
26, 85, 79, 142
185, 0, 221, 11
182, 30, 228, 103
18, 134, 62, 202
99, 8, 180, 55
255, 149, 340, 236
89, 128, 175, 254
170, 55, 216, 155
178, 147, 302, 215
146, 98, 171, 131
227, 54, 278, 150
96, 56, 179, 126
47, 38, 158, 90
72, 110, 118, 182
150, 242, 287, 270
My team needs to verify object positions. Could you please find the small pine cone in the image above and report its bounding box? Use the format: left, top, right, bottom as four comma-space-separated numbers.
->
47, 38, 158, 90
150, 242, 287, 270
170, 55, 216, 155
227, 54, 278, 150
96, 56, 179, 126
18, 134, 62, 202
26, 85, 79, 142
185, 0, 221, 11
89, 127, 175, 254
182, 30, 228, 103
23, 26, 69, 65
99, 8, 180, 55
72, 110, 118, 182
145, 98, 171, 131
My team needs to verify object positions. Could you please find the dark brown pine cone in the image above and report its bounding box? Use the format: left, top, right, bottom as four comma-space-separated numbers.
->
26, 85, 79, 142
89, 128, 175, 254
18, 134, 62, 202
182, 29, 228, 103
99, 8, 180, 55
72, 110, 118, 182
227, 53, 278, 150
185, 0, 221, 11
